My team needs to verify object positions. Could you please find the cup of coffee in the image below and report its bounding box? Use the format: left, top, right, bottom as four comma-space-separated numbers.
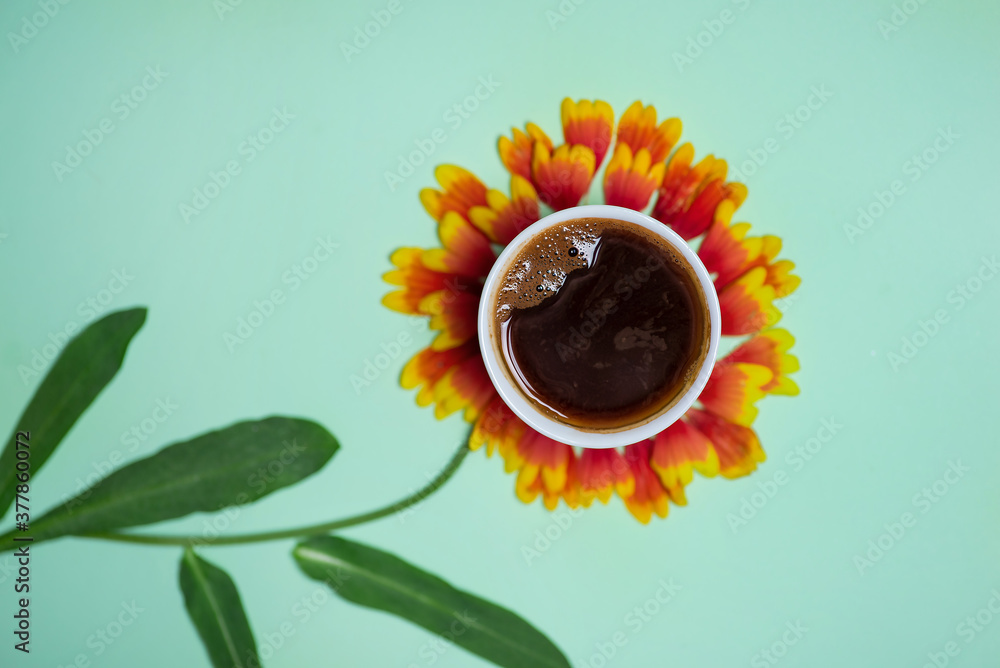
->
478, 204, 721, 449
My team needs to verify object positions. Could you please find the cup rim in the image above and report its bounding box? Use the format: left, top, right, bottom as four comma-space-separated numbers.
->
477, 204, 722, 449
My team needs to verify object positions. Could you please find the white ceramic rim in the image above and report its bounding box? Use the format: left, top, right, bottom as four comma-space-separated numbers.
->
477, 204, 721, 449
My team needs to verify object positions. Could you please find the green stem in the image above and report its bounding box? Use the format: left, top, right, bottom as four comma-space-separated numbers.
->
80, 442, 470, 548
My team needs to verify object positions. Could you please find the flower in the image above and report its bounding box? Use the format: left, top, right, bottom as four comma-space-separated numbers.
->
383, 98, 800, 523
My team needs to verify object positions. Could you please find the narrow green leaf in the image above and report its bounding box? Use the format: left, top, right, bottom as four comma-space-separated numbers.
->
293, 536, 570, 668
5, 417, 338, 548
0, 307, 146, 517
180, 548, 261, 668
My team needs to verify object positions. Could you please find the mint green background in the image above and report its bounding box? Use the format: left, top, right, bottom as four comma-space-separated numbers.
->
2, 1, 999, 666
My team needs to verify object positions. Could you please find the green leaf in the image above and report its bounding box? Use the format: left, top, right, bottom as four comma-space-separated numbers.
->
180, 548, 261, 668
0, 307, 146, 517
6, 417, 338, 548
293, 536, 570, 668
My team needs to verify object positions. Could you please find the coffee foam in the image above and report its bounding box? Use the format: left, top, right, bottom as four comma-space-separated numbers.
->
494, 217, 688, 323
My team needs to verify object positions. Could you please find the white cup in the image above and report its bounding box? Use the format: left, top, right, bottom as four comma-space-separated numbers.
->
477, 204, 721, 449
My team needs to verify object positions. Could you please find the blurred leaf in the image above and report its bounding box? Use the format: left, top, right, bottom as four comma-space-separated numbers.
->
293, 536, 569, 668
180, 548, 261, 668
0, 307, 146, 517
3, 417, 338, 548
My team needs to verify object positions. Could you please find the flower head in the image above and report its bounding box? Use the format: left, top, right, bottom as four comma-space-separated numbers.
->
383, 98, 800, 523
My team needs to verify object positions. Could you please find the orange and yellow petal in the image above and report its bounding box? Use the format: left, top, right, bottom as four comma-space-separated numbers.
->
725, 329, 800, 395
469, 397, 527, 458
381, 248, 457, 314
650, 419, 720, 490
685, 408, 765, 479
418, 289, 481, 351
698, 202, 801, 305
531, 143, 597, 211
621, 442, 678, 524
419, 165, 489, 222
578, 448, 635, 505
651, 144, 747, 240
499, 123, 553, 179
561, 453, 583, 509
615, 102, 682, 165
517, 471, 570, 511
718, 266, 780, 336
512, 430, 575, 510
697, 203, 767, 285
698, 362, 773, 426
422, 211, 496, 277
602, 145, 665, 210
431, 352, 496, 422
515, 470, 547, 507
468, 175, 541, 245
765, 259, 801, 298
698, 203, 754, 288
401, 342, 479, 408
561, 98, 614, 167
669, 177, 747, 241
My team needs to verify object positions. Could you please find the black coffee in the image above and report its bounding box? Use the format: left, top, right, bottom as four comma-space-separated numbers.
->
493, 218, 708, 430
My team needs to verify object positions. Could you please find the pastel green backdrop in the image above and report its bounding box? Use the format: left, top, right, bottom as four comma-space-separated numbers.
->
2, 0, 998, 666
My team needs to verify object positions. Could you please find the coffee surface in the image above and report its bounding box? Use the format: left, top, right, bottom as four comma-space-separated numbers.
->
495, 218, 707, 430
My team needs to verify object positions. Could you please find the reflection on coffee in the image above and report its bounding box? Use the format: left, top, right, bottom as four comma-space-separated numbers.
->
493, 218, 710, 431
